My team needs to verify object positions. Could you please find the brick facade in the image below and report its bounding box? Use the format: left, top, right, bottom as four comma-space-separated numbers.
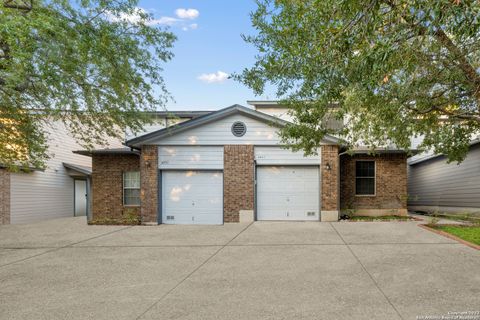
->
91, 154, 140, 224
223, 145, 254, 222
321, 145, 340, 212
140, 145, 158, 224
0, 168, 10, 225
340, 153, 408, 216
90, 144, 408, 223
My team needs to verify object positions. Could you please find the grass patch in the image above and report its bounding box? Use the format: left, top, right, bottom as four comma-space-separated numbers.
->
429, 225, 480, 245
347, 215, 413, 221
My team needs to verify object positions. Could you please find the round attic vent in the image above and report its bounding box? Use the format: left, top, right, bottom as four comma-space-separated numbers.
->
231, 121, 247, 137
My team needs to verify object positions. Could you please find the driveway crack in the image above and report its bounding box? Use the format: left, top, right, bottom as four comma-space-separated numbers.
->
134, 222, 254, 320
0, 226, 132, 268
329, 222, 404, 320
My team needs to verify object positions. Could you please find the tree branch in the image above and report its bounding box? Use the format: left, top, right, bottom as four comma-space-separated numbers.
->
382, 0, 480, 107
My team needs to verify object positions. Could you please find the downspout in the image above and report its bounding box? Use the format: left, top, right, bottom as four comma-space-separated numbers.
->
337, 150, 349, 219
253, 159, 257, 222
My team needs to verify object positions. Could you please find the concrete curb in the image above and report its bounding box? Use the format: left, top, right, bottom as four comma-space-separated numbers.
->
419, 224, 480, 251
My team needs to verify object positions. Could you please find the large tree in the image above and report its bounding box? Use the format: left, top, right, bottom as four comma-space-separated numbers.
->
0, 0, 175, 169
237, 0, 480, 162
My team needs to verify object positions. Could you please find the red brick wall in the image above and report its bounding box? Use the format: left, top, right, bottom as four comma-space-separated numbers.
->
0, 168, 10, 225
140, 145, 158, 224
223, 145, 254, 222
91, 154, 140, 224
340, 154, 407, 210
321, 145, 339, 211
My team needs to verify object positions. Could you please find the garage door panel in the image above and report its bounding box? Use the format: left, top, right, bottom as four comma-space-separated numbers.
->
164, 214, 194, 224
162, 171, 223, 225
257, 166, 320, 221
193, 213, 223, 224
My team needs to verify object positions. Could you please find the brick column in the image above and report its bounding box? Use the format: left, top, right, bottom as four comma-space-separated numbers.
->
321, 145, 340, 221
140, 145, 158, 225
0, 168, 10, 225
223, 145, 254, 223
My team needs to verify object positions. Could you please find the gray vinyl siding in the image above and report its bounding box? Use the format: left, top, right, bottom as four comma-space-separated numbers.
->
10, 121, 122, 224
408, 144, 480, 208
158, 146, 224, 170
254, 146, 321, 165
150, 114, 284, 146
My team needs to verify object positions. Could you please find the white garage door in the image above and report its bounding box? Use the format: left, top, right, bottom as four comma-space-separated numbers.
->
162, 171, 223, 225
257, 166, 320, 221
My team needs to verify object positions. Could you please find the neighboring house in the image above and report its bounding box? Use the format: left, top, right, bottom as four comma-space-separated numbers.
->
0, 111, 209, 225
407, 140, 480, 216
78, 102, 410, 225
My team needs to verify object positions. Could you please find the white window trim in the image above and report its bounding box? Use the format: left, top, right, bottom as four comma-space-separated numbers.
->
123, 171, 141, 206
354, 160, 376, 197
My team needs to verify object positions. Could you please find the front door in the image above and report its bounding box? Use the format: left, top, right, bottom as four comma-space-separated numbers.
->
74, 180, 87, 216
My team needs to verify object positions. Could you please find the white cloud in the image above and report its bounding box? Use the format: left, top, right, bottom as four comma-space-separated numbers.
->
106, 7, 199, 30
182, 23, 198, 31
106, 7, 180, 26
175, 8, 199, 19
197, 71, 229, 84
150, 16, 180, 26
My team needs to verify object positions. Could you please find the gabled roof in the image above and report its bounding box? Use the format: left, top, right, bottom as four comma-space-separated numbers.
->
63, 162, 92, 176
408, 138, 480, 165
126, 104, 341, 147
145, 110, 212, 118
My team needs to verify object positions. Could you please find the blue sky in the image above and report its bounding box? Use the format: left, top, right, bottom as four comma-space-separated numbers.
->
137, 0, 272, 111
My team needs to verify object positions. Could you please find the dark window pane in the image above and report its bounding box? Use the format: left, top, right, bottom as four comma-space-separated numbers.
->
356, 178, 375, 195
356, 161, 375, 177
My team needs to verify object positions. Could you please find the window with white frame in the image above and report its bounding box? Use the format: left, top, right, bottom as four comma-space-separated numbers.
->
123, 171, 140, 205
355, 161, 375, 195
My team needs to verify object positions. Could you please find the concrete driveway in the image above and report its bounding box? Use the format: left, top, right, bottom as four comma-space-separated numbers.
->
0, 218, 478, 320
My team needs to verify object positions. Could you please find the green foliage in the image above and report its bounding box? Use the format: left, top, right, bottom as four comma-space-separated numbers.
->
237, 0, 480, 162
431, 225, 480, 245
0, 0, 175, 169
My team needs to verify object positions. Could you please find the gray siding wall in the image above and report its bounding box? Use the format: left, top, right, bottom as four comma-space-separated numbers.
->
149, 114, 284, 146
10, 121, 122, 224
158, 146, 224, 170
408, 144, 480, 208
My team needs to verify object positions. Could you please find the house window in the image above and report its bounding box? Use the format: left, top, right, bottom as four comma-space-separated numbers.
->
355, 161, 375, 195
123, 171, 140, 206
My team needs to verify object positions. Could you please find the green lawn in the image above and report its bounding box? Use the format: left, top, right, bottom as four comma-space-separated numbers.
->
348, 215, 413, 221
431, 225, 480, 245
